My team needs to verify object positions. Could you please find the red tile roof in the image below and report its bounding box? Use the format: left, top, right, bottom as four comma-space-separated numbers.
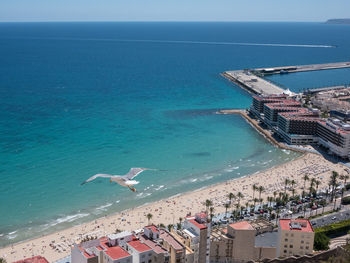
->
145, 225, 159, 233
279, 219, 314, 233
230, 221, 254, 230
13, 256, 49, 263
188, 219, 207, 230
128, 240, 152, 252
105, 246, 131, 260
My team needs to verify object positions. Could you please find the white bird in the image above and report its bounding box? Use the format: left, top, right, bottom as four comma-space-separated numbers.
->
81, 168, 159, 192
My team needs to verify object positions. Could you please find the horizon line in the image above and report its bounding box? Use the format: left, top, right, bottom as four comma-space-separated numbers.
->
0, 20, 328, 23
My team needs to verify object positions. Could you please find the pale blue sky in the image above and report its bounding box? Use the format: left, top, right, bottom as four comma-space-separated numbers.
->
0, 0, 349, 22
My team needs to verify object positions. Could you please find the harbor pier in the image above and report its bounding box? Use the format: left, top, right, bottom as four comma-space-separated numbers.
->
223, 61, 350, 95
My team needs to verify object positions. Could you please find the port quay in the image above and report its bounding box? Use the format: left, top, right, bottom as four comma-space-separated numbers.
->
222, 61, 350, 95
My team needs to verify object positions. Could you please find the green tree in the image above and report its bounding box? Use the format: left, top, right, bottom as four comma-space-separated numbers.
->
228, 193, 235, 205
205, 199, 213, 215
258, 186, 264, 206
209, 206, 215, 222
146, 213, 153, 225
314, 232, 330, 251
252, 184, 257, 200
167, 224, 174, 232
0, 258, 7, 263
224, 203, 230, 218
330, 171, 339, 210
303, 175, 309, 196
237, 192, 244, 206
284, 178, 290, 195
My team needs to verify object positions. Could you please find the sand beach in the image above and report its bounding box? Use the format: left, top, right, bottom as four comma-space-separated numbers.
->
0, 153, 346, 262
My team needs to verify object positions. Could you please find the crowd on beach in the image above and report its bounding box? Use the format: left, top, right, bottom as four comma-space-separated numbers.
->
0, 153, 347, 262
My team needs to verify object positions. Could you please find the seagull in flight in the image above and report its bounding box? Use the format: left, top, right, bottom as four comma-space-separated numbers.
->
81, 168, 159, 192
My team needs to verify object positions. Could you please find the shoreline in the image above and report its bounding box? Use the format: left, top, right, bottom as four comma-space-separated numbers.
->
0, 152, 300, 249
1, 152, 346, 262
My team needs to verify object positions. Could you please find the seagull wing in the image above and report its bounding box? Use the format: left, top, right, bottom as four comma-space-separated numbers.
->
123, 168, 158, 180
81, 174, 114, 185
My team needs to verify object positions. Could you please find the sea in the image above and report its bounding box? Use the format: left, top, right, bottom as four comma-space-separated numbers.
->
0, 22, 349, 246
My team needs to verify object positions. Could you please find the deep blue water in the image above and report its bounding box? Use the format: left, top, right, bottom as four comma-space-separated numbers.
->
266, 68, 350, 92
0, 22, 349, 246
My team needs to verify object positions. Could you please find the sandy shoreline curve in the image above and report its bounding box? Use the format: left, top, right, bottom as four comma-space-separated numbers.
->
1, 152, 346, 262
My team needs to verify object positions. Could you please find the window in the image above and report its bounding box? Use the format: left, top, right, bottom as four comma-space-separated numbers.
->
285, 239, 288, 242
148, 260, 152, 263
291, 234, 294, 237
289, 245, 293, 248
148, 254, 152, 257
306, 246, 309, 250
301, 240, 304, 244
300, 246, 303, 249
283, 250, 287, 253
284, 245, 287, 248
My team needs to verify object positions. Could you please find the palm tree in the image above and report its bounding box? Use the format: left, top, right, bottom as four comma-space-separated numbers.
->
310, 178, 316, 196
209, 206, 215, 222
330, 171, 339, 210
159, 223, 165, 228
273, 191, 277, 200
167, 224, 174, 232
309, 186, 314, 197
245, 202, 249, 213
0, 258, 7, 263
179, 217, 183, 225
224, 203, 230, 218
275, 208, 280, 225
302, 190, 306, 199
340, 175, 349, 204
235, 203, 240, 219
291, 188, 296, 199
315, 180, 321, 197
284, 178, 290, 195
228, 193, 235, 205
252, 184, 257, 200
303, 175, 309, 193
205, 199, 213, 215
258, 186, 264, 203
290, 180, 296, 190
146, 213, 153, 225
237, 192, 244, 206
267, 196, 272, 207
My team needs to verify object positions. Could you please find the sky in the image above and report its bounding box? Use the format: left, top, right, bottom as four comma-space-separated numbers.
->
0, 0, 349, 22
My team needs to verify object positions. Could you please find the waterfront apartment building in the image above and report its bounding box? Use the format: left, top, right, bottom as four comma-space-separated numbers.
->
250, 94, 288, 118
209, 220, 276, 263
276, 110, 320, 145
182, 213, 210, 263
263, 100, 301, 127
249, 94, 350, 159
276, 219, 314, 258
317, 119, 350, 159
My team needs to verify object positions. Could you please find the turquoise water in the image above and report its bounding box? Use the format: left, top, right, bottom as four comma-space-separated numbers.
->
1, 22, 350, 246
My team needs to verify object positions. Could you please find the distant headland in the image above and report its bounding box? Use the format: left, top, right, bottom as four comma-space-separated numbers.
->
325, 18, 350, 24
